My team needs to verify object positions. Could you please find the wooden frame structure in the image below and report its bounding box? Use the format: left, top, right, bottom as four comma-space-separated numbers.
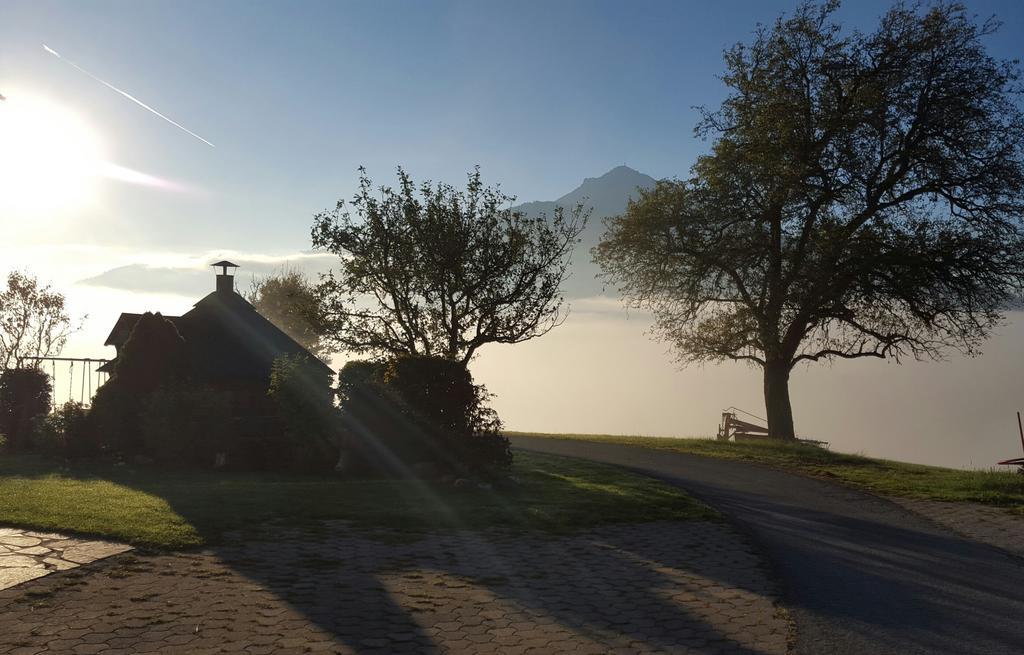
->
716, 406, 830, 448
997, 411, 1024, 472
716, 407, 771, 442
20, 356, 110, 407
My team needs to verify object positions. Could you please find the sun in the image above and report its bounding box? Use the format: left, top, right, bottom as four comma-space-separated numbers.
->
0, 92, 105, 214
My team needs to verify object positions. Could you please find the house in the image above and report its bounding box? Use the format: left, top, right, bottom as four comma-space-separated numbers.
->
98, 261, 333, 397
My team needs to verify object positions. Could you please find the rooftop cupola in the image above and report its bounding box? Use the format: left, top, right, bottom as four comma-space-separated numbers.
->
212, 260, 239, 294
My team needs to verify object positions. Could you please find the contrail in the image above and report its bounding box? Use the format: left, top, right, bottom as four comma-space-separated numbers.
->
42, 44, 215, 148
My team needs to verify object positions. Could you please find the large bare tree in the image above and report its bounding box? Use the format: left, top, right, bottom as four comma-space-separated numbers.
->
313, 167, 586, 365
596, 2, 1024, 439
0, 271, 78, 369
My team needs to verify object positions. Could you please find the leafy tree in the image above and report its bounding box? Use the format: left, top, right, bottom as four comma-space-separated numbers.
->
246, 266, 331, 359
312, 167, 587, 365
0, 270, 78, 369
595, 2, 1024, 439
0, 367, 51, 451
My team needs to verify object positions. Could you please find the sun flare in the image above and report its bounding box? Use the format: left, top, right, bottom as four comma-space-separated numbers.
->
0, 92, 105, 214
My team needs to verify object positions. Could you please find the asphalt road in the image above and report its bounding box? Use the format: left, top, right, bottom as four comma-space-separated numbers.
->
512, 436, 1024, 655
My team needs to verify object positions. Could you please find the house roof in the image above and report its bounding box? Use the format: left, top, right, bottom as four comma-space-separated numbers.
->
180, 289, 333, 380
100, 289, 332, 380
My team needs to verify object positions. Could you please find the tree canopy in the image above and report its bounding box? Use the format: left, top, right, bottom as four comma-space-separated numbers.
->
0, 270, 78, 369
312, 167, 586, 365
246, 266, 331, 359
595, 1, 1024, 439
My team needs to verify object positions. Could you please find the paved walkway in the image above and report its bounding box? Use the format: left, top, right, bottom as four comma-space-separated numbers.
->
0, 528, 132, 591
512, 436, 1024, 655
0, 521, 790, 654
891, 498, 1024, 559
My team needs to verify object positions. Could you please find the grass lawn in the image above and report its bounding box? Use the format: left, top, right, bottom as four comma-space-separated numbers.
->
0, 451, 715, 549
509, 432, 1024, 513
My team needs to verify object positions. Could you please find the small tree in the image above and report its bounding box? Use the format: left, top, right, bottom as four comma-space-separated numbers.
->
0, 270, 78, 369
246, 266, 331, 359
0, 368, 52, 450
596, 2, 1024, 439
312, 167, 587, 364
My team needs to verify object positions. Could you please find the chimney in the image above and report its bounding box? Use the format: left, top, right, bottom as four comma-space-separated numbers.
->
211, 260, 239, 294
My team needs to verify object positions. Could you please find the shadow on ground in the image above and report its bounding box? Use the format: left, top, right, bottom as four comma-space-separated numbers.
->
513, 436, 1024, 655
0, 454, 789, 654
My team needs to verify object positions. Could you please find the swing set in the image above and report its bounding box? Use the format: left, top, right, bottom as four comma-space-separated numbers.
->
21, 356, 110, 408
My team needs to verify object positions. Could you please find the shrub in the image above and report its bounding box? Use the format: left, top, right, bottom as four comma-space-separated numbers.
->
0, 367, 52, 451
337, 359, 386, 404
88, 379, 143, 455
337, 355, 511, 477
90, 313, 190, 455
140, 386, 233, 467
384, 356, 511, 473
31, 401, 93, 458
112, 312, 190, 393
337, 359, 433, 475
265, 354, 340, 473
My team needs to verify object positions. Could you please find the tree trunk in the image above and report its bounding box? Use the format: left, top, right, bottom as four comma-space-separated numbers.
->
763, 360, 796, 440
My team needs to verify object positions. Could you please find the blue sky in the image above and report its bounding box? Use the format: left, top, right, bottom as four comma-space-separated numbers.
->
2, 0, 1020, 253
2, 1, 1023, 466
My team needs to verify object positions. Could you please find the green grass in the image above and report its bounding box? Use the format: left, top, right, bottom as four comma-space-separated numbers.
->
509, 432, 1024, 513
0, 451, 715, 549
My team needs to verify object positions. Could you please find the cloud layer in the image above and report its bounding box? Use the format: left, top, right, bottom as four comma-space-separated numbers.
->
78, 250, 337, 297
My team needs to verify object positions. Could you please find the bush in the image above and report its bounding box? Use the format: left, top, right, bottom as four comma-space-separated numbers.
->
337, 355, 511, 477
337, 359, 432, 475
140, 386, 234, 467
265, 354, 340, 473
88, 380, 142, 455
0, 367, 52, 451
31, 401, 93, 458
112, 312, 190, 393
383, 356, 510, 472
90, 313, 190, 455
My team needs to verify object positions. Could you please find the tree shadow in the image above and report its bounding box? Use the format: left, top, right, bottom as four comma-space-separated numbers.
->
511, 436, 1024, 655
0, 454, 790, 654
205, 519, 786, 654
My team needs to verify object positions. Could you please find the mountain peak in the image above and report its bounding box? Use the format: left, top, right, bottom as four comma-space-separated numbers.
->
511, 165, 659, 298
559, 166, 656, 211
603, 164, 645, 177
581, 165, 648, 185
513, 165, 657, 219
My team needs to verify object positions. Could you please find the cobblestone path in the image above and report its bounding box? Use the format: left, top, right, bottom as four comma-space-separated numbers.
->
0, 521, 790, 654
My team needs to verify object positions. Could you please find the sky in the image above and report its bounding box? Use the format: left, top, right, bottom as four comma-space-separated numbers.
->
1, 0, 1023, 468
